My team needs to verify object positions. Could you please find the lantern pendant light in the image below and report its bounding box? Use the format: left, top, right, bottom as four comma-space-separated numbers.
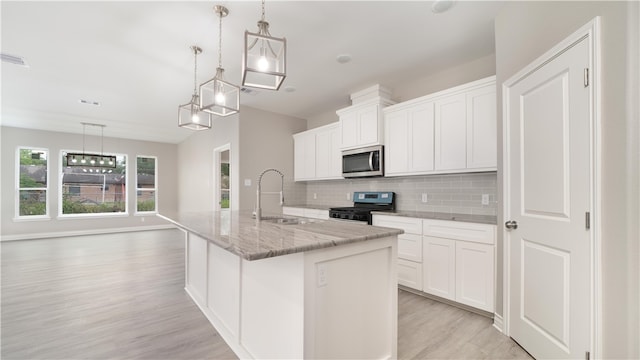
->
242, 0, 286, 90
178, 46, 212, 130
200, 5, 240, 117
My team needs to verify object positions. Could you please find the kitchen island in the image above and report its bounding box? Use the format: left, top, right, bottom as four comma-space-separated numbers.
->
158, 211, 403, 360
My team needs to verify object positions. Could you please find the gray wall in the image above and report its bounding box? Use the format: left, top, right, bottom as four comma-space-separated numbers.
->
238, 106, 307, 213
495, 1, 639, 358
0, 126, 178, 238
176, 106, 306, 215
176, 114, 240, 213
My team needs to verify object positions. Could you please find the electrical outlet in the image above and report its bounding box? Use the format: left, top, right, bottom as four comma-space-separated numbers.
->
244, 179, 252, 187
346, 193, 351, 200
421, 193, 428, 203
482, 194, 490, 205
317, 263, 328, 287
313, 193, 317, 200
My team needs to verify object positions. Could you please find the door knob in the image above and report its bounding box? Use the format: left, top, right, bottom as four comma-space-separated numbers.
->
505, 220, 518, 230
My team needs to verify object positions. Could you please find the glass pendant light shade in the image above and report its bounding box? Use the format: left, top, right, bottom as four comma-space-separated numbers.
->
242, 20, 286, 90
178, 45, 212, 130
200, 67, 240, 116
199, 5, 240, 117
178, 94, 212, 130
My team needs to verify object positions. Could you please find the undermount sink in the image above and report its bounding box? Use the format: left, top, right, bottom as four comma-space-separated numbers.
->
260, 216, 318, 225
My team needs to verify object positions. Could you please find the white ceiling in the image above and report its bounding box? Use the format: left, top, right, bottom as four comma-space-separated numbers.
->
1, 1, 504, 144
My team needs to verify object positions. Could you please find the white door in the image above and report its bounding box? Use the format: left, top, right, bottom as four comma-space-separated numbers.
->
504, 35, 592, 358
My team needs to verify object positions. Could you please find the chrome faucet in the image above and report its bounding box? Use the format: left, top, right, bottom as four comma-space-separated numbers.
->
254, 168, 285, 220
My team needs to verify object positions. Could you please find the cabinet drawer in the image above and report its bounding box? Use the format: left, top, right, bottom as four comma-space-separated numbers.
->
372, 215, 422, 234
398, 259, 422, 291
423, 219, 495, 245
282, 207, 305, 217
305, 209, 329, 220
398, 234, 422, 262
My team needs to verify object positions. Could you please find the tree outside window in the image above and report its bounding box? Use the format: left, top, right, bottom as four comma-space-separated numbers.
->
136, 156, 157, 213
17, 148, 48, 217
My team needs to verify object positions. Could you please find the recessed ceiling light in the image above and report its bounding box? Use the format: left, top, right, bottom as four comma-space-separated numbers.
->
336, 54, 352, 64
79, 99, 101, 106
284, 86, 296, 93
432, 0, 455, 13
1, 53, 29, 67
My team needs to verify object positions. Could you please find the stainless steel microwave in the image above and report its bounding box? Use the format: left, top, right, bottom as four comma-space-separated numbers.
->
342, 145, 384, 178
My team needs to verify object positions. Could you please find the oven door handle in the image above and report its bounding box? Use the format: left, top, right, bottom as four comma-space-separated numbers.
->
369, 151, 374, 171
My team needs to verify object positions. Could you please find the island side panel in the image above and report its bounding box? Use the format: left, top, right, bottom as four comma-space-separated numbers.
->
303, 236, 398, 360
240, 252, 305, 359
186, 232, 208, 305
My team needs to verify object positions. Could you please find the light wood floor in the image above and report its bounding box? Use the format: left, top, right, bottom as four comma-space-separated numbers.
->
1, 230, 531, 359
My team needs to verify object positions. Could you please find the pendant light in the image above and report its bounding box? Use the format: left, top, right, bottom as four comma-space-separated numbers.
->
242, 0, 286, 90
178, 46, 212, 130
66, 123, 116, 172
200, 5, 240, 117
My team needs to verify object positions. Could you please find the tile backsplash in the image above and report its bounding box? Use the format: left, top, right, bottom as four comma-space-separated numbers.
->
302, 172, 497, 216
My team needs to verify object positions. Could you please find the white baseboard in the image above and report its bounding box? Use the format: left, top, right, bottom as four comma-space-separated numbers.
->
493, 313, 505, 333
0, 224, 176, 241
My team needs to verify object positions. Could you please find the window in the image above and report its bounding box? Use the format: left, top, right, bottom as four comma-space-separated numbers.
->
136, 156, 157, 213
60, 151, 127, 215
16, 148, 49, 218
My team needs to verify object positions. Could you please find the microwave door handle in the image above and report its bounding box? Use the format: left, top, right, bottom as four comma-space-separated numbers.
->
369, 151, 374, 171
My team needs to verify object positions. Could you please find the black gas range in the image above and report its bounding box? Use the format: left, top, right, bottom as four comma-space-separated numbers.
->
329, 192, 395, 225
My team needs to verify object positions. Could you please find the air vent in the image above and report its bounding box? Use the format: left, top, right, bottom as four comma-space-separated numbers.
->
1, 53, 29, 67
79, 99, 101, 106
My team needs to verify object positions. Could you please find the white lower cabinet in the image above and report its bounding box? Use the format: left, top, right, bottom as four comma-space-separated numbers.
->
373, 214, 495, 312
423, 236, 456, 300
455, 240, 494, 311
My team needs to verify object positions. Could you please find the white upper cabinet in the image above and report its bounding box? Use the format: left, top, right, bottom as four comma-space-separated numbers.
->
293, 123, 341, 182
466, 85, 497, 169
337, 85, 395, 150
383, 76, 496, 176
434, 93, 467, 170
385, 102, 435, 176
337, 102, 386, 150
315, 124, 342, 180
293, 130, 316, 181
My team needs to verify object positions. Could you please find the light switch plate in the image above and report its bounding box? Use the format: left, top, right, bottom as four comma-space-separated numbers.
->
244, 179, 252, 187
421, 193, 428, 203
482, 194, 490, 205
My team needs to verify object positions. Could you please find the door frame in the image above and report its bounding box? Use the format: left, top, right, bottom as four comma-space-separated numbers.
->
501, 17, 602, 358
213, 143, 231, 211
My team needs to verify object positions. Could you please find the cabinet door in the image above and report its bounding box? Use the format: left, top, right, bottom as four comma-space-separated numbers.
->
293, 132, 316, 181
423, 236, 456, 300
340, 111, 358, 149
455, 241, 494, 312
315, 130, 332, 179
434, 93, 467, 170
466, 85, 497, 169
357, 105, 379, 146
409, 102, 435, 172
384, 110, 409, 175
330, 126, 342, 178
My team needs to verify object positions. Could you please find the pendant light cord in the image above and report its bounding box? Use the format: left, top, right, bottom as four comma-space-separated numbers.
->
193, 47, 198, 96
261, 0, 265, 21
218, 10, 223, 69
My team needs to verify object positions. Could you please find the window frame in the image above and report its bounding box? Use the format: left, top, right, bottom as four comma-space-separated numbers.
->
135, 155, 158, 215
15, 147, 50, 221
58, 149, 129, 218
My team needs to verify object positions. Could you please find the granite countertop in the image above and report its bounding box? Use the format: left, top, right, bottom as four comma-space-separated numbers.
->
371, 210, 497, 225
158, 210, 403, 261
